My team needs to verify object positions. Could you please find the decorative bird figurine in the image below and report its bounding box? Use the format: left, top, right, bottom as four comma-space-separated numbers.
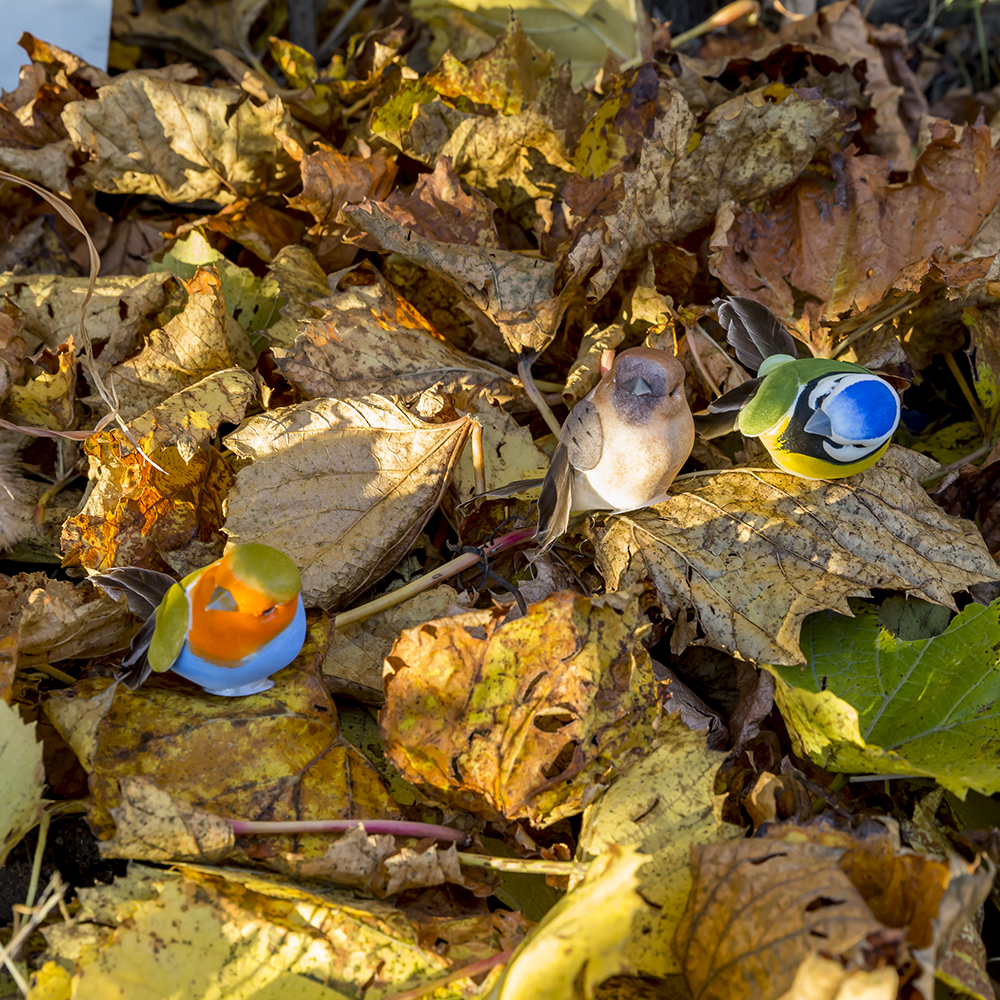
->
698, 297, 902, 479
90, 543, 307, 697
536, 347, 695, 551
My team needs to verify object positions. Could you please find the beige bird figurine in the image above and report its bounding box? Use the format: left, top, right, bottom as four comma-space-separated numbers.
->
536, 347, 694, 551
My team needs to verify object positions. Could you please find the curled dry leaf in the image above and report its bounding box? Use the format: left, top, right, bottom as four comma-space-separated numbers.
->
710, 120, 1000, 355
567, 82, 853, 302
273, 261, 512, 401
223, 395, 471, 609
99, 268, 255, 422
378, 155, 503, 249
346, 201, 562, 353
62, 76, 301, 205
595, 448, 1000, 665
576, 728, 744, 979
62, 368, 256, 571
102, 776, 234, 863
15, 578, 134, 664
284, 824, 468, 898
286, 145, 397, 237
379, 588, 661, 826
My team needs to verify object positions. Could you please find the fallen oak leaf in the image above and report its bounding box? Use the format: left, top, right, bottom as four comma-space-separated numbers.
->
594, 447, 1000, 665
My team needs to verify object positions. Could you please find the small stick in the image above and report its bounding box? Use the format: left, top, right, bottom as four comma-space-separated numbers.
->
518, 352, 563, 437
334, 526, 537, 629
231, 818, 466, 842
471, 418, 486, 496
381, 950, 513, 1000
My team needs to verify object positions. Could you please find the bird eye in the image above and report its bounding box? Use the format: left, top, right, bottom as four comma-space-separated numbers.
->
262, 606, 276, 616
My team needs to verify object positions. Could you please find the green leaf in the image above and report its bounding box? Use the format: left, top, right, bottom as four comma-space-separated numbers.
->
150, 230, 283, 336
766, 597, 1000, 798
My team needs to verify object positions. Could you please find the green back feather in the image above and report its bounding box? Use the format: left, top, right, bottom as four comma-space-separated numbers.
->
228, 543, 302, 603
738, 358, 871, 437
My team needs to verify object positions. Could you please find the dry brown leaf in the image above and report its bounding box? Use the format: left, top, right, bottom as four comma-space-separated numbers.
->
676, 835, 887, 1000
101, 268, 254, 422
710, 120, 1000, 355
15, 579, 133, 664
199, 199, 304, 264
771, 0, 914, 168
62, 369, 255, 572
323, 585, 471, 701
566, 82, 853, 303
223, 395, 471, 609
45, 617, 401, 875
286, 145, 397, 237
273, 261, 512, 401
62, 76, 300, 205
0, 272, 177, 357
594, 448, 1000, 665
111, 0, 268, 63
379, 588, 661, 826
378, 156, 503, 249
346, 200, 562, 353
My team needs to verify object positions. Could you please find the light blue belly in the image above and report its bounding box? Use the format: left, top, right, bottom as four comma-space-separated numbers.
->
171, 599, 307, 696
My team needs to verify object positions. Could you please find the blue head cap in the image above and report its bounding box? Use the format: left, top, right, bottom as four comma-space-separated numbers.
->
806, 373, 900, 445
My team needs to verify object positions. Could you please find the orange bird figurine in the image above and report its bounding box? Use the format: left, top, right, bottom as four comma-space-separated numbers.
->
90, 543, 306, 697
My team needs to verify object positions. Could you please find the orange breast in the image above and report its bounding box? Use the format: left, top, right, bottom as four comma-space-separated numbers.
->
187, 560, 298, 666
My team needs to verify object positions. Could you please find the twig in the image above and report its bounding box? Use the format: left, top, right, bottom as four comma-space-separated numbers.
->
1, 874, 66, 995
333, 526, 536, 629
230, 818, 466, 841
471, 418, 486, 496
517, 352, 562, 437
381, 950, 513, 1000
457, 853, 590, 876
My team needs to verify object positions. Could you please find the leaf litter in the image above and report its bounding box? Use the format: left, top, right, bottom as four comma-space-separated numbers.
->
2, 3, 1000, 999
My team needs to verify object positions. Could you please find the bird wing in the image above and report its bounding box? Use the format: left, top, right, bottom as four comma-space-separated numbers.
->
118, 609, 160, 689
536, 444, 575, 552
694, 378, 763, 438
716, 297, 798, 371
89, 566, 178, 620
561, 398, 603, 472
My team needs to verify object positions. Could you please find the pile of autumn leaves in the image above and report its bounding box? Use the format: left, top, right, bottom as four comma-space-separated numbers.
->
1, 1, 1000, 998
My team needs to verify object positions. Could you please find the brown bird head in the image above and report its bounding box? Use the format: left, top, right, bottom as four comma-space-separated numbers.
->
595, 347, 688, 426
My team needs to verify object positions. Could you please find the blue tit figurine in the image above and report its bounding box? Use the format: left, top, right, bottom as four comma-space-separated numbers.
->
697, 297, 901, 479
90, 543, 307, 697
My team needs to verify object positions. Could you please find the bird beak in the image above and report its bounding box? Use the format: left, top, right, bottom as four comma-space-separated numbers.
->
804, 409, 832, 436
622, 376, 653, 396
206, 586, 239, 612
